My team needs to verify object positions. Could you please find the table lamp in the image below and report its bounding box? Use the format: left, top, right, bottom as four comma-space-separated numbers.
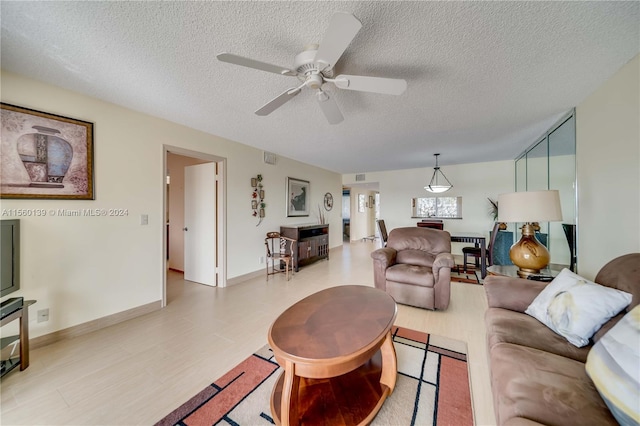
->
498, 190, 563, 277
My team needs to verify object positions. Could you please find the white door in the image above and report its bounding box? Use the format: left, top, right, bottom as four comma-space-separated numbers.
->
184, 162, 217, 286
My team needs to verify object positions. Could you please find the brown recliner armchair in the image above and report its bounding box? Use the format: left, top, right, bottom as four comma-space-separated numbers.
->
371, 227, 455, 310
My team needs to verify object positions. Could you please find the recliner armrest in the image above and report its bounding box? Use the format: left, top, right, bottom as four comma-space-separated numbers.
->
484, 275, 548, 313
371, 247, 397, 292
433, 252, 455, 269
370, 247, 397, 268
432, 252, 454, 282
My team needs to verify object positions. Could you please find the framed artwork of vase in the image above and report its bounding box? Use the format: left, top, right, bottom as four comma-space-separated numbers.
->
0, 103, 94, 199
286, 177, 309, 217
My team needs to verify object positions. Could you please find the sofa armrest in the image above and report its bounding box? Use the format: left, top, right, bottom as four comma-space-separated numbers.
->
484, 275, 548, 313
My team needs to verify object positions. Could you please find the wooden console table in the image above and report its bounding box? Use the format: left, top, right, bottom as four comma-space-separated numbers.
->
268, 286, 397, 425
1, 299, 36, 378
280, 224, 329, 272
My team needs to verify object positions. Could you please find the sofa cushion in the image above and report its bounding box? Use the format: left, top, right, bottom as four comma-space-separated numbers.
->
525, 268, 632, 347
586, 305, 640, 426
386, 263, 434, 287
490, 342, 617, 426
485, 307, 591, 363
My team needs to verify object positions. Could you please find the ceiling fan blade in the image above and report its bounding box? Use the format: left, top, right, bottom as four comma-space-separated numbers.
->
333, 74, 407, 95
314, 12, 362, 70
217, 53, 296, 76
255, 87, 301, 116
316, 92, 344, 125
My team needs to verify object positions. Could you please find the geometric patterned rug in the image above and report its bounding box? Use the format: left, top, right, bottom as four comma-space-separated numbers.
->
155, 326, 473, 426
451, 264, 481, 285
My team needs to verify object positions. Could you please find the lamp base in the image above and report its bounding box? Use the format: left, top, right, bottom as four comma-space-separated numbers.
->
509, 223, 550, 278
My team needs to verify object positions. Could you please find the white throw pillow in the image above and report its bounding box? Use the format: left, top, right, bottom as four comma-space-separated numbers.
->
586, 305, 640, 425
525, 268, 632, 347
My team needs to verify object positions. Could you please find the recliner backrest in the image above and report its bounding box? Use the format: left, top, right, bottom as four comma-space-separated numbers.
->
387, 227, 451, 264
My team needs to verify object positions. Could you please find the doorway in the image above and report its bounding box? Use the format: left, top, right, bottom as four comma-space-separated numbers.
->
163, 146, 227, 306
343, 182, 380, 242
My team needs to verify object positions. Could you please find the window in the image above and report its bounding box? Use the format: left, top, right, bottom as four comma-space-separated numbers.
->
358, 194, 365, 213
411, 196, 462, 219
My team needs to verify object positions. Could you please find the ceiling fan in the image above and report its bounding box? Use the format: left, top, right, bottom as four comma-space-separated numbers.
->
217, 12, 407, 125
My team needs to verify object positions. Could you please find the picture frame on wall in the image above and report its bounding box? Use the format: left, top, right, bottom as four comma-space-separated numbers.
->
1, 103, 94, 199
286, 177, 309, 217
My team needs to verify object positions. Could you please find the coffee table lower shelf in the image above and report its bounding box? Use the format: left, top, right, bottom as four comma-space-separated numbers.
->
270, 350, 390, 426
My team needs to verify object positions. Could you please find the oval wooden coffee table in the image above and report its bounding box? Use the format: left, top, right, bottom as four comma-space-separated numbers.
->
268, 285, 398, 426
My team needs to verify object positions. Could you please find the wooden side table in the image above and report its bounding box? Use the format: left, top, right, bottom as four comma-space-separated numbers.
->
268, 286, 397, 426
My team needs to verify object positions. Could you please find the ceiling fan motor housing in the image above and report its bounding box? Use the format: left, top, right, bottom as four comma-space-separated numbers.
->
294, 46, 334, 83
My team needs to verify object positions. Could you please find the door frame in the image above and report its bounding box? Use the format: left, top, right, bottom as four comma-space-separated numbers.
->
162, 145, 227, 307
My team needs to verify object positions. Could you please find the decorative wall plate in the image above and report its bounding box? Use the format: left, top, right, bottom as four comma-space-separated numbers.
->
324, 192, 334, 211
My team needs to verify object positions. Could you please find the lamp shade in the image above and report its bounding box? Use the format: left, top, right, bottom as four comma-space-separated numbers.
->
498, 190, 562, 223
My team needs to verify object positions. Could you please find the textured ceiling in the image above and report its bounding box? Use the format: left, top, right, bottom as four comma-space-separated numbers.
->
1, 1, 638, 173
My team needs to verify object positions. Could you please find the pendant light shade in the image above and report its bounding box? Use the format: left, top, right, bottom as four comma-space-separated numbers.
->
424, 153, 453, 193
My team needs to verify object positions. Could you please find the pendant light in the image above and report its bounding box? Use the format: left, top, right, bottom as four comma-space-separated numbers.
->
424, 153, 453, 193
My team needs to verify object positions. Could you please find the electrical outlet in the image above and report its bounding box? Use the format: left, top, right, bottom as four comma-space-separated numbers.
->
37, 309, 49, 323
259, 256, 264, 264
140, 214, 149, 225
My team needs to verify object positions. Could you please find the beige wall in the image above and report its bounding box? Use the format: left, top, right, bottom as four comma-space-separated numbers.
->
0, 71, 342, 338
576, 54, 640, 279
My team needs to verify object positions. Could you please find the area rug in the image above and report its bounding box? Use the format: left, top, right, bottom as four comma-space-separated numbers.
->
156, 326, 473, 426
451, 264, 481, 285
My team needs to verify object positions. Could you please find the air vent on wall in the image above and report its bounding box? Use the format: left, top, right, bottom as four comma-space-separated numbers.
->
263, 151, 277, 165
355, 174, 366, 182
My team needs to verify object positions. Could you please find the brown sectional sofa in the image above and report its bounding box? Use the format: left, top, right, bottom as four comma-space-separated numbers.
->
484, 253, 640, 425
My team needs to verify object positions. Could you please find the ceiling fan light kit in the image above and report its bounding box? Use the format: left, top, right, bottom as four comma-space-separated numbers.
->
216, 12, 407, 125
425, 154, 453, 193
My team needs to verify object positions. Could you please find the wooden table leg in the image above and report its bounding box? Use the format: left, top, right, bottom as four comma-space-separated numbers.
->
19, 306, 29, 370
379, 330, 397, 393
280, 360, 300, 426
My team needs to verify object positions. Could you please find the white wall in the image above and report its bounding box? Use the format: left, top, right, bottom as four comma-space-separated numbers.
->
576, 54, 640, 279
0, 71, 342, 338
343, 160, 514, 254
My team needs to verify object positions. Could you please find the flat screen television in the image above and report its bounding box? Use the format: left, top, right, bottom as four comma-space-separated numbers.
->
1, 219, 20, 297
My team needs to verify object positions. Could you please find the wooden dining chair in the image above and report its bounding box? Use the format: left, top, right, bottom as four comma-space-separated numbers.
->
265, 232, 297, 281
377, 219, 388, 246
462, 222, 503, 272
